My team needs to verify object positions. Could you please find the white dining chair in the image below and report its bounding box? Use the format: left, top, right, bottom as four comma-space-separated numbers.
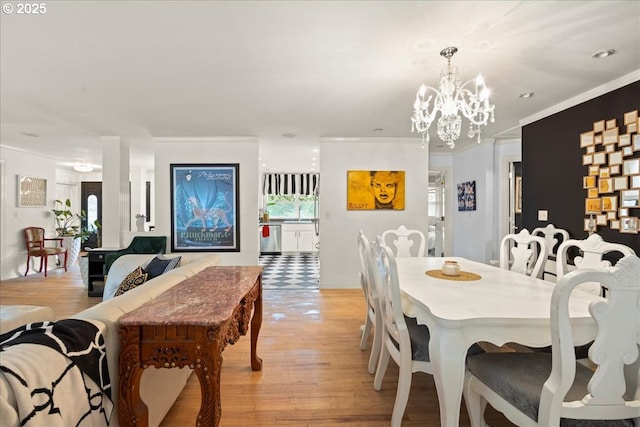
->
370, 236, 432, 427
532, 224, 570, 281
556, 233, 636, 295
357, 230, 382, 375
381, 225, 426, 258
499, 229, 548, 279
464, 255, 640, 427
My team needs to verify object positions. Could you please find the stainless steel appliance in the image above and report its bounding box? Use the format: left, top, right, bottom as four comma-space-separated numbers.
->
259, 224, 281, 254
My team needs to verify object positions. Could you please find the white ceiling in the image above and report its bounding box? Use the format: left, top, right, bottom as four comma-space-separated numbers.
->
1, 1, 639, 172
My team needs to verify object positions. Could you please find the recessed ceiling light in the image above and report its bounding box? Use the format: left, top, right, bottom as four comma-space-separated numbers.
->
374, 128, 384, 132
312, 148, 319, 153
282, 133, 296, 138
262, 163, 267, 167
519, 92, 534, 99
21, 132, 39, 138
592, 49, 616, 59
73, 164, 94, 173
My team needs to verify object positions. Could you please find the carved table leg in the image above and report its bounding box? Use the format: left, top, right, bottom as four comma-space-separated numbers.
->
194, 339, 223, 427
118, 327, 149, 427
250, 280, 263, 371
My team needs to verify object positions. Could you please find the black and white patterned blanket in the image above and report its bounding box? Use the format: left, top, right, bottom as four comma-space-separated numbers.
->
0, 319, 113, 427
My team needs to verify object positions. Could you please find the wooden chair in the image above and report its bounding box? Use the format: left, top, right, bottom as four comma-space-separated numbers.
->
532, 224, 570, 281
370, 236, 432, 427
556, 233, 636, 295
464, 255, 640, 427
357, 230, 382, 375
381, 225, 426, 258
499, 229, 547, 279
23, 227, 67, 277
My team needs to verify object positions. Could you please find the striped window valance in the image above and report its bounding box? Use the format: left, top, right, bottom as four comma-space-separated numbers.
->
262, 173, 320, 196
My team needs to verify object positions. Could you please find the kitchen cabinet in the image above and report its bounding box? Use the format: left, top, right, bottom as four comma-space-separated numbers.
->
281, 223, 318, 253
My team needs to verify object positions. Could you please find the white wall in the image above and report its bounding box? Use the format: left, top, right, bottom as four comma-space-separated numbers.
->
319, 138, 429, 288
154, 138, 260, 265
0, 148, 58, 279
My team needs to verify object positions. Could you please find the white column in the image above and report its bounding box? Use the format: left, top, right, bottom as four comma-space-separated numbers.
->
101, 136, 130, 248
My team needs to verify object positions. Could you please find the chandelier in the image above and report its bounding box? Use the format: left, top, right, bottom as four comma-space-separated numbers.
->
411, 46, 495, 149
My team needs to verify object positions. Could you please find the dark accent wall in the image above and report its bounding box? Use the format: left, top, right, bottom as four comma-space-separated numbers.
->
522, 80, 640, 254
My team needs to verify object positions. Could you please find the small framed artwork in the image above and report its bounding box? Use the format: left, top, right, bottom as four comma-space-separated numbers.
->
589, 165, 599, 175
621, 189, 640, 207
583, 176, 596, 188
624, 110, 638, 125
623, 158, 640, 175
602, 128, 618, 145
620, 208, 629, 217
515, 176, 522, 214
613, 176, 628, 190
457, 180, 477, 212
634, 134, 640, 151
609, 151, 623, 166
599, 167, 610, 178
170, 163, 240, 252
611, 220, 620, 230
593, 152, 607, 165
596, 214, 607, 226
618, 134, 631, 147
629, 123, 638, 134
587, 188, 599, 198
601, 195, 617, 212
620, 217, 639, 234
598, 178, 612, 193
18, 175, 47, 207
593, 120, 605, 133
585, 198, 602, 213
606, 119, 617, 129
580, 131, 594, 147
595, 134, 603, 144
582, 154, 593, 165
347, 170, 406, 210
611, 165, 620, 175
605, 144, 615, 153
631, 175, 640, 189
607, 211, 616, 220
623, 146, 634, 156
586, 145, 595, 154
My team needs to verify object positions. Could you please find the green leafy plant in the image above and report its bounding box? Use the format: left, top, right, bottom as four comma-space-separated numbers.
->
52, 199, 92, 241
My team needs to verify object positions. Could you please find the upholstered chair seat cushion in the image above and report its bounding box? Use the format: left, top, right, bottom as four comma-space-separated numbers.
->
466, 352, 634, 427
28, 247, 65, 256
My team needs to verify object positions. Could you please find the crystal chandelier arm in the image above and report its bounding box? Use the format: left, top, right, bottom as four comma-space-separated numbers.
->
411, 84, 441, 133
455, 77, 495, 126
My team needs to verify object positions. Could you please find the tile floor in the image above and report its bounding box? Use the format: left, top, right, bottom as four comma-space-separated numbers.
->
259, 253, 319, 289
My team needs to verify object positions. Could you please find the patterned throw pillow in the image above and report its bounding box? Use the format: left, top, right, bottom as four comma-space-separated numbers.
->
144, 256, 181, 279
114, 266, 148, 297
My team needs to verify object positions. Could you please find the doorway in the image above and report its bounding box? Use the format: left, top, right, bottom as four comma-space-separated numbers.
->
428, 170, 449, 256
81, 182, 102, 248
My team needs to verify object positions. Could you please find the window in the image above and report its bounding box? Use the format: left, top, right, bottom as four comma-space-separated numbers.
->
265, 194, 317, 220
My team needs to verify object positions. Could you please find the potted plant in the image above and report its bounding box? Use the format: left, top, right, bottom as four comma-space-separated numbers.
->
52, 199, 92, 266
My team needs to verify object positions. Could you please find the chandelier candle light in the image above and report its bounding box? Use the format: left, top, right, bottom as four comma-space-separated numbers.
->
411, 46, 495, 149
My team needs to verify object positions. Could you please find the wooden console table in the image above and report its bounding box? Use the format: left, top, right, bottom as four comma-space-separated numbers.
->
118, 266, 263, 427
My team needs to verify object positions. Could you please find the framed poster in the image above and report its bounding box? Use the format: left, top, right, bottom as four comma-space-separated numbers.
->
457, 180, 477, 211
170, 164, 240, 252
18, 175, 47, 207
346, 170, 405, 210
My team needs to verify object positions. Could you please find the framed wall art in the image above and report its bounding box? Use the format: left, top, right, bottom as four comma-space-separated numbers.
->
18, 175, 47, 207
170, 164, 240, 252
346, 170, 405, 210
457, 180, 477, 211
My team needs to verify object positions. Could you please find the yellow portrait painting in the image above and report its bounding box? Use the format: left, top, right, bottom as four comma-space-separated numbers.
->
347, 170, 405, 210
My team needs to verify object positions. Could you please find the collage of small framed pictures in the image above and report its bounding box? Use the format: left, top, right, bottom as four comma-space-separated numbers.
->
581, 109, 640, 234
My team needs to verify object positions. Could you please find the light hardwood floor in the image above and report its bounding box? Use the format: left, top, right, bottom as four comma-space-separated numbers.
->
0, 266, 515, 427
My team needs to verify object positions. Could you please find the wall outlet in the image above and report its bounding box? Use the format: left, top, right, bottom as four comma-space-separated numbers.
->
538, 210, 548, 221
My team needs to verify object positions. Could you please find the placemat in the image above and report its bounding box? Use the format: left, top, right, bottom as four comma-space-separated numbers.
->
425, 270, 481, 281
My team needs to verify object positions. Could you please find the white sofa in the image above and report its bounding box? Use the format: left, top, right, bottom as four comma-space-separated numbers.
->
0, 252, 220, 427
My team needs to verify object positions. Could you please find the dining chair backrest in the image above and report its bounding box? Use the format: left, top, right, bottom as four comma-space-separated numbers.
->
499, 229, 547, 279
556, 233, 636, 294
532, 224, 570, 259
357, 230, 383, 374
464, 255, 640, 427
381, 225, 426, 258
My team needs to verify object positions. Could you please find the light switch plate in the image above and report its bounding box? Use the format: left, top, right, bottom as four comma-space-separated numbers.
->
538, 210, 548, 221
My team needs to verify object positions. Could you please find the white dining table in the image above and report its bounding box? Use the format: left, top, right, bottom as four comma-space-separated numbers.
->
396, 256, 602, 427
